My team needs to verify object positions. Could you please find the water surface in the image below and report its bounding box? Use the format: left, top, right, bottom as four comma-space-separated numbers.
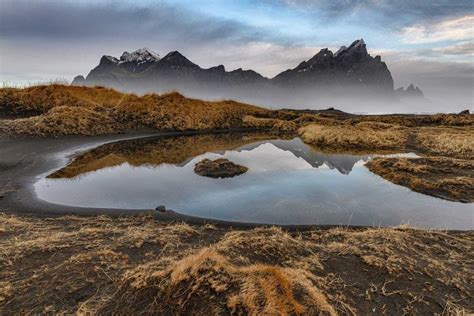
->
35, 133, 473, 229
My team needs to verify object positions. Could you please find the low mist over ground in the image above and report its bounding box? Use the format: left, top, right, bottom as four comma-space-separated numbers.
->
1, 0, 472, 113
67, 40, 465, 114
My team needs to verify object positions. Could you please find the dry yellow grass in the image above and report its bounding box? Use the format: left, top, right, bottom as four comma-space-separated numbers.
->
366, 157, 474, 202
0, 85, 266, 135
298, 122, 409, 150
297, 121, 473, 160
1, 213, 472, 314
415, 127, 474, 159
352, 113, 474, 127
243, 115, 298, 131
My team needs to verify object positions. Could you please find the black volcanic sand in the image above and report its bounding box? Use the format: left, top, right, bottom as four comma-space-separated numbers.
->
0, 130, 277, 225
1, 212, 473, 314
0, 132, 473, 314
0, 129, 299, 227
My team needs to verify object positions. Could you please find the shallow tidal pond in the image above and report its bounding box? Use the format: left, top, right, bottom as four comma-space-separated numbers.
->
35, 132, 473, 229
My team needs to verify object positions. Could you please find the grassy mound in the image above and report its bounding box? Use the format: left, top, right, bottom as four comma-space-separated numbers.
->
298, 122, 409, 150
367, 157, 474, 202
415, 127, 474, 159
242, 115, 299, 132
1, 213, 472, 314
0, 85, 266, 135
351, 113, 474, 127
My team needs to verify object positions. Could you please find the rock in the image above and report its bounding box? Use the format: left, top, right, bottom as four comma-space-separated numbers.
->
459, 109, 470, 115
155, 205, 166, 212
71, 75, 86, 86
194, 158, 248, 178
396, 84, 424, 98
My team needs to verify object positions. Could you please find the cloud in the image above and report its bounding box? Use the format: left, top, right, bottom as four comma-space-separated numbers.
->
0, 0, 261, 44
400, 15, 474, 44
0, 0, 472, 110
435, 42, 474, 56
196, 41, 320, 77
279, 0, 473, 23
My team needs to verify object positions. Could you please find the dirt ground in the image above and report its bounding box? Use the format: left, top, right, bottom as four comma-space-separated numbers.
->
0, 86, 472, 314
1, 213, 472, 315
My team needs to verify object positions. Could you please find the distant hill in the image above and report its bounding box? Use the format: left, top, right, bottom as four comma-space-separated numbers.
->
395, 84, 424, 99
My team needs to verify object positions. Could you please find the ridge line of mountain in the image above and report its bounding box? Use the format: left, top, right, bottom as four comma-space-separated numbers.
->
72, 39, 424, 105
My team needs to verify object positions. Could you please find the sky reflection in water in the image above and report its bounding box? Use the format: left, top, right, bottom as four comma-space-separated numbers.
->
35, 136, 473, 229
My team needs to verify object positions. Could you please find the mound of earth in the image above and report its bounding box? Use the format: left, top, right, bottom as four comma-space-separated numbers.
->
366, 157, 474, 202
194, 158, 248, 178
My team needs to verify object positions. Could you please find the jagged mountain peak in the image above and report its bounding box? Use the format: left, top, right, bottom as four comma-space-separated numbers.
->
209, 65, 226, 72
163, 51, 187, 60
396, 83, 424, 98
272, 39, 393, 91
349, 38, 365, 48
307, 48, 333, 63
100, 55, 119, 64
120, 48, 160, 64
334, 39, 368, 60
160, 51, 197, 68
334, 46, 347, 58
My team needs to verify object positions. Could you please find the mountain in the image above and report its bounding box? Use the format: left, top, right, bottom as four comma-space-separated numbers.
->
273, 39, 393, 93
72, 40, 415, 107
395, 84, 424, 99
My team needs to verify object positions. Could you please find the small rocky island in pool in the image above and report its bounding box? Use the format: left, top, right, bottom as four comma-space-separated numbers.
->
194, 158, 248, 178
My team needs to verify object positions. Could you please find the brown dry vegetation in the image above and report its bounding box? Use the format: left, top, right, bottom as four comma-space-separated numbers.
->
367, 157, 474, 202
243, 115, 298, 131
298, 122, 409, 150
299, 123, 474, 159
296, 117, 473, 202
415, 127, 474, 160
1, 85, 472, 143
0, 85, 267, 135
350, 113, 474, 127
1, 213, 472, 315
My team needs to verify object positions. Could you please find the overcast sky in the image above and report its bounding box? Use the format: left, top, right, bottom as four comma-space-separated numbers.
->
0, 0, 473, 107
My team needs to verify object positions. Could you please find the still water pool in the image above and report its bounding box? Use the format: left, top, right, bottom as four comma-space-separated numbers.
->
35, 133, 473, 229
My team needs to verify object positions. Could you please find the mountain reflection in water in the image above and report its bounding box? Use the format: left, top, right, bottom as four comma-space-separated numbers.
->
49, 132, 374, 179
36, 132, 473, 229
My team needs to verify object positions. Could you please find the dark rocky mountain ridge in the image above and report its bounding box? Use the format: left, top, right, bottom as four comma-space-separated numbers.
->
72, 40, 423, 107
272, 39, 394, 92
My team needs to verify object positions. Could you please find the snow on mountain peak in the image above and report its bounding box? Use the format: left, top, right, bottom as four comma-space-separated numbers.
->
120, 48, 160, 64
